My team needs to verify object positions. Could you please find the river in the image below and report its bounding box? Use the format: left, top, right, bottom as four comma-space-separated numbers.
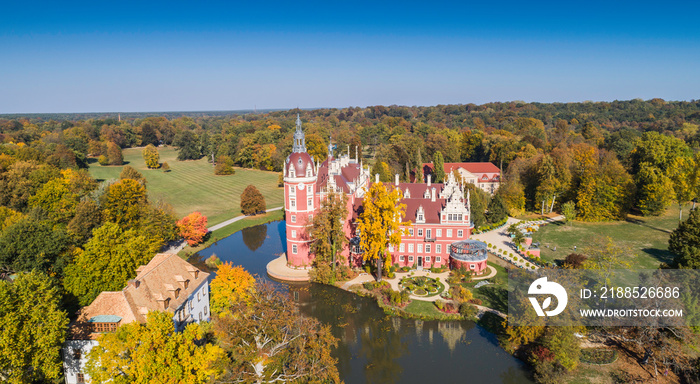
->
195, 220, 533, 384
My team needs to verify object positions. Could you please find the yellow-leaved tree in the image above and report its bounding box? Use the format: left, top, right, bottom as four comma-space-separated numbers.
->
86, 311, 223, 384
356, 182, 409, 282
210, 262, 255, 316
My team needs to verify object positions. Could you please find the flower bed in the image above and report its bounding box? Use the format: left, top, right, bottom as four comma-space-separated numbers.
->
399, 276, 445, 297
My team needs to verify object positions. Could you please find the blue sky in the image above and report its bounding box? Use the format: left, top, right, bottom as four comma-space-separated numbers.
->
1, 1, 698, 113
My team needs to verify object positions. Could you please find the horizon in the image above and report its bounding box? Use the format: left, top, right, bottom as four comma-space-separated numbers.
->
2, 1, 698, 114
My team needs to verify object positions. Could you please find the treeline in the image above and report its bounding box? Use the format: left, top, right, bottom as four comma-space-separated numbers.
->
2, 99, 700, 220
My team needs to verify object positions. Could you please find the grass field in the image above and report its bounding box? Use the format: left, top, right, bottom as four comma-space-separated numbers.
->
464, 262, 508, 313
88, 147, 284, 225
532, 206, 683, 269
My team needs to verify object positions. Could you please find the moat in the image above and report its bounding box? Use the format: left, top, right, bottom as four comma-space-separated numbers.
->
196, 220, 533, 384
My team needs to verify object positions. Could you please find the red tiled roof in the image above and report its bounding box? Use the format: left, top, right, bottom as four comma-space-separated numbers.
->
424, 162, 500, 175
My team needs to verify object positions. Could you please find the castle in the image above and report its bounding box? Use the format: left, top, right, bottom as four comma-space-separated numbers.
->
283, 115, 489, 274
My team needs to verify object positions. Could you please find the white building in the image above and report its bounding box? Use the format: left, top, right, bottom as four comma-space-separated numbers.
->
62, 253, 210, 384
424, 162, 501, 194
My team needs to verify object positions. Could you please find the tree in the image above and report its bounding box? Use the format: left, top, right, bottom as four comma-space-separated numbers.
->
669, 208, 700, 268
102, 179, 147, 229
356, 182, 408, 281
177, 211, 208, 246
0, 219, 71, 275
498, 181, 526, 216
214, 155, 235, 175
67, 200, 102, 242
63, 222, 161, 305
106, 142, 123, 165
0, 271, 68, 384
86, 311, 223, 384
142, 144, 160, 169
370, 161, 392, 183
561, 201, 576, 225
119, 165, 147, 185
0, 207, 23, 231
432, 151, 445, 183
209, 262, 255, 317
161, 162, 170, 172
308, 190, 349, 280
669, 156, 696, 222
635, 163, 674, 216
173, 130, 202, 161
240, 185, 266, 215
486, 193, 508, 224
562, 253, 587, 269
138, 201, 179, 245
212, 281, 340, 384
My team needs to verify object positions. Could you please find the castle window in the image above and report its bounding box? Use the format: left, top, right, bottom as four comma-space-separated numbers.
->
291, 199, 296, 208
436, 256, 441, 263
292, 244, 298, 254
307, 185, 312, 194
417, 229, 423, 236
399, 255, 405, 261
291, 215, 296, 223
291, 230, 297, 238
306, 169, 312, 177
425, 244, 431, 253
417, 244, 423, 253
399, 243, 405, 252
425, 256, 431, 262
409, 228, 414, 236
308, 198, 312, 208
408, 244, 414, 252
457, 230, 463, 238
409, 256, 414, 262
436, 244, 441, 253
447, 229, 453, 237
289, 186, 296, 196
290, 168, 295, 178
417, 214, 424, 222
436, 229, 442, 237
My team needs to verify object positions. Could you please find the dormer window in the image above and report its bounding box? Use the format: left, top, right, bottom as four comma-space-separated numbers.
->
416, 206, 425, 223
164, 298, 170, 309
184, 280, 189, 289
194, 270, 199, 279
290, 168, 295, 178
423, 189, 430, 198
404, 189, 411, 198
175, 288, 181, 299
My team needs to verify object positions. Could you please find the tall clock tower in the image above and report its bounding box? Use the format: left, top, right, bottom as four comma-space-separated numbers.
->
283, 115, 317, 267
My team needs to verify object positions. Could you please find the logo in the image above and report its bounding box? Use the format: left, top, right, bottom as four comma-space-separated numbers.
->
528, 277, 568, 317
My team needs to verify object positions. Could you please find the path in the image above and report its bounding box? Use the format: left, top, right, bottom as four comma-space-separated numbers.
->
472, 215, 565, 270
163, 206, 284, 254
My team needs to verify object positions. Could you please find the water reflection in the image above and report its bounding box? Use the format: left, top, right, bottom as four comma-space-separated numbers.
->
241, 224, 267, 251
199, 221, 534, 384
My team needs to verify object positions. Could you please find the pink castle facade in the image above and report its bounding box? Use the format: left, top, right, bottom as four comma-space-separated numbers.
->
283, 116, 488, 275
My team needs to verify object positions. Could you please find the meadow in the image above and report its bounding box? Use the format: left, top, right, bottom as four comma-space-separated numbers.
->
88, 147, 284, 225
532, 206, 683, 269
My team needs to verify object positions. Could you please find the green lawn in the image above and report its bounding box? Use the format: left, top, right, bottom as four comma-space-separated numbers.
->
404, 300, 444, 317
464, 262, 508, 313
88, 147, 284, 225
532, 206, 683, 269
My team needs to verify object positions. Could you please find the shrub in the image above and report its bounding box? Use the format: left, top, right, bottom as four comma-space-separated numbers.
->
106, 142, 123, 165
451, 285, 473, 303
98, 155, 109, 165
214, 155, 235, 175
459, 303, 478, 318
142, 144, 160, 169
240, 185, 266, 215
468, 298, 482, 305
435, 300, 445, 310
161, 162, 170, 172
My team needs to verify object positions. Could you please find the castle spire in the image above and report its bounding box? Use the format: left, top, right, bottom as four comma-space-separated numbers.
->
292, 114, 306, 153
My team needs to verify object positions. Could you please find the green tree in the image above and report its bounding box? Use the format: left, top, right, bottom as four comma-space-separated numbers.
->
102, 179, 147, 229
240, 185, 266, 215
635, 163, 674, 216
370, 161, 392, 183
67, 199, 103, 241
464, 183, 488, 228
173, 130, 202, 161
308, 190, 348, 279
86, 311, 223, 384
561, 201, 576, 226
541, 326, 581, 372
63, 222, 161, 305
669, 156, 696, 222
212, 281, 340, 384
669, 208, 700, 268
356, 182, 408, 281
486, 193, 508, 224
432, 151, 445, 183
142, 144, 160, 169
0, 219, 71, 275
0, 271, 68, 384
214, 155, 235, 175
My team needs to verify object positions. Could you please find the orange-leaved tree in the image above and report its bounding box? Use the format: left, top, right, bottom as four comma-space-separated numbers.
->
177, 212, 208, 246
240, 185, 266, 215
210, 262, 255, 316
356, 182, 409, 282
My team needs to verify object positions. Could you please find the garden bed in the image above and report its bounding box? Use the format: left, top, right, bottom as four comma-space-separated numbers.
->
399, 276, 445, 297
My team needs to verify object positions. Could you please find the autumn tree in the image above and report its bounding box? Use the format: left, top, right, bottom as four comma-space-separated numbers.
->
240, 185, 266, 215
0, 207, 23, 231
432, 151, 445, 183
214, 155, 235, 175
308, 190, 348, 281
86, 311, 223, 384
102, 178, 147, 229
177, 211, 208, 246
669, 155, 697, 222
0, 271, 68, 384
561, 201, 576, 225
356, 182, 408, 281
63, 222, 161, 305
106, 142, 123, 165
67, 200, 102, 241
119, 165, 147, 185
212, 281, 340, 384
209, 262, 255, 316
173, 130, 202, 161
142, 144, 160, 169
635, 163, 674, 216
370, 161, 392, 183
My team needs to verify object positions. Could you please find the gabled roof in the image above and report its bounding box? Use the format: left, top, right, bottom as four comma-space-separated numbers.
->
68, 253, 209, 340
424, 162, 500, 175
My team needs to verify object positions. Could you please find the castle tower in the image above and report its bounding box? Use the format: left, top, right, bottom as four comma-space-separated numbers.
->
284, 115, 318, 267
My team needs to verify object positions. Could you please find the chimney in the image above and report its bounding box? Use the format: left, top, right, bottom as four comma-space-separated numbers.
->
427, 174, 431, 187
431, 187, 436, 202
395, 174, 399, 186
375, 173, 379, 183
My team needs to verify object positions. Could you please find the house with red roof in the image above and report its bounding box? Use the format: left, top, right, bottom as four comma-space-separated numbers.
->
283, 116, 488, 275
423, 162, 501, 194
